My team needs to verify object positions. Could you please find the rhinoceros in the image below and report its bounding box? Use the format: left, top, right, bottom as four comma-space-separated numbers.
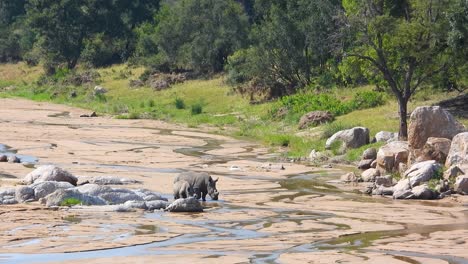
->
174, 172, 219, 201
173, 180, 194, 199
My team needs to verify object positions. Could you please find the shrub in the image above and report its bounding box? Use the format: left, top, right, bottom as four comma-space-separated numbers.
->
191, 103, 203, 115
148, 99, 155, 108
350, 91, 385, 110
60, 198, 82, 206
175, 98, 186, 109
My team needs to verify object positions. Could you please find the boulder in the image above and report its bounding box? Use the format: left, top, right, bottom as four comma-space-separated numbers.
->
15, 186, 35, 203
325, 127, 370, 150
392, 179, 412, 199
24, 165, 77, 186
298, 111, 334, 129
361, 168, 380, 182
362, 148, 377, 160
0, 188, 17, 205
418, 137, 452, 164
358, 159, 374, 170
89, 176, 140, 185
146, 200, 169, 211
75, 185, 167, 205
445, 132, 468, 169
31, 181, 75, 199
454, 175, 468, 194
375, 131, 398, 143
45, 189, 107, 207
309, 149, 327, 163
408, 106, 465, 161
7, 155, 20, 163
409, 184, 436, 200
370, 160, 377, 168
165, 197, 203, 212
340, 172, 359, 183
372, 185, 394, 196
376, 141, 409, 173
404, 160, 442, 187
375, 175, 393, 187
443, 165, 464, 180
123, 200, 148, 210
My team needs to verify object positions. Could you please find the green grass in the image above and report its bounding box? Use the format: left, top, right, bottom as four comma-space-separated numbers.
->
60, 198, 82, 206
1, 62, 466, 160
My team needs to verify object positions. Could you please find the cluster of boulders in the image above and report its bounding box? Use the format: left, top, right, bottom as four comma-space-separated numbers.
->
0, 165, 205, 212
345, 106, 467, 200
0, 154, 21, 163
130, 72, 191, 91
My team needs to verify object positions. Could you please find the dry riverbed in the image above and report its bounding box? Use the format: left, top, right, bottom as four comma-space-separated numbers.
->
0, 98, 467, 264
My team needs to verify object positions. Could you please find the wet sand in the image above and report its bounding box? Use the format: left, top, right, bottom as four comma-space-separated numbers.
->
0, 98, 467, 264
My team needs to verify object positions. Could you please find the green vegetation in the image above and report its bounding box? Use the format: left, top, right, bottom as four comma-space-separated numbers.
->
60, 198, 82, 207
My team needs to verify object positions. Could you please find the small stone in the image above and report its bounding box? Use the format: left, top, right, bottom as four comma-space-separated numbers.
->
362, 148, 377, 160
341, 172, 359, 183
361, 168, 380, 182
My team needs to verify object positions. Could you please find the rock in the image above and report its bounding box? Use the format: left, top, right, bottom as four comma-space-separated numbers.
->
408, 106, 465, 161
24, 165, 77, 186
76, 185, 167, 205
325, 127, 370, 150
445, 132, 468, 169
410, 184, 436, 200
454, 175, 468, 194
30, 181, 75, 200
404, 160, 442, 187
146, 200, 169, 211
93, 85, 108, 95
358, 159, 374, 170
45, 189, 107, 207
340, 172, 359, 183
7, 155, 20, 163
370, 160, 377, 168
129, 79, 145, 88
309, 149, 327, 163
15, 186, 35, 203
0, 188, 17, 205
229, 165, 242, 171
89, 176, 140, 185
375, 131, 398, 143
361, 168, 380, 182
443, 165, 464, 180
0, 155, 7, 162
362, 148, 377, 160
298, 111, 334, 129
418, 137, 452, 164
392, 179, 412, 199
123, 200, 147, 210
435, 180, 450, 193
165, 197, 203, 212
372, 185, 394, 196
150, 79, 170, 90
375, 175, 393, 187
376, 141, 409, 174
398, 162, 408, 175
134, 189, 167, 202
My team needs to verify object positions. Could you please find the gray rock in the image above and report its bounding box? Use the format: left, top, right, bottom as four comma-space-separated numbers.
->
443, 165, 464, 180
24, 165, 77, 186
0, 188, 17, 204
375, 175, 393, 187
375, 131, 398, 143
145, 200, 169, 211
370, 160, 377, 168
31, 181, 75, 199
376, 141, 409, 174
445, 132, 468, 169
408, 106, 465, 161
404, 160, 442, 187
392, 179, 412, 199
123, 200, 148, 210
98, 189, 143, 204
361, 168, 380, 182
309, 149, 327, 163
325, 127, 370, 150
454, 175, 468, 194
134, 189, 167, 202
340, 172, 359, 183
76, 184, 167, 205
362, 148, 377, 160
358, 159, 374, 170
165, 197, 203, 212
1, 197, 18, 204
7, 155, 20, 163
409, 184, 436, 200
372, 185, 394, 196
418, 137, 452, 164
45, 189, 107, 207
15, 186, 35, 203
89, 176, 140, 185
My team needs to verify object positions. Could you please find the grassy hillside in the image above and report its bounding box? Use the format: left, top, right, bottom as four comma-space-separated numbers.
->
1, 63, 466, 159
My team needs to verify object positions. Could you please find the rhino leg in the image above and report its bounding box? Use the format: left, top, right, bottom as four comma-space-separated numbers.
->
194, 187, 201, 200
202, 192, 207, 201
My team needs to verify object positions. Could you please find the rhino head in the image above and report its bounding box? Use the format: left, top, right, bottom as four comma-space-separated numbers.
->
208, 177, 219, 200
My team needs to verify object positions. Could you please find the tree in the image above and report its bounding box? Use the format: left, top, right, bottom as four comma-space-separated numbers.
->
340, 0, 457, 139
227, 0, 341, 98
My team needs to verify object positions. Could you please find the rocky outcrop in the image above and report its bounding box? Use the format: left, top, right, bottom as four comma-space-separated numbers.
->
298, 111, 334, 129
374, 131, 398, 143
409, 184, 436, 200
418, 137, 451, 164
24, 165, 78, 186
454, 175, 468, 194
31, 181, 75, 199
443, 165, 465, 180
15, 186, 34, 203
392, 179, 412, 199
88, 176, 140, 185
376, 141, 409, 173
325, 127, 370, 150
404, 160, 442, 187
408, 106, 465, 162
45, 189, 107, 207
358, 159, 374, 170
445, 132, 468, 170
165, 197, 203, 212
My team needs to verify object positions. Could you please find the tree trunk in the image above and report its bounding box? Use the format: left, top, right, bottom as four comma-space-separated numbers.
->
397, 96, 409, 140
